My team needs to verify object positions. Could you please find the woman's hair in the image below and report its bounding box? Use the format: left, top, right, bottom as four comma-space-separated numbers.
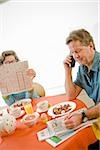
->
0, 56, 3, 65
66, 29, 95, 50
0, 50, 20, 64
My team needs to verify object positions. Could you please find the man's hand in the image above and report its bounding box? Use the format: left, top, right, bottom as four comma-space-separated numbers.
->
63, 55, 73, 71
64, 112, 82, 129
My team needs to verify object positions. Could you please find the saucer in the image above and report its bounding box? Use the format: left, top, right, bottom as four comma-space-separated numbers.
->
12, 110, 25, 119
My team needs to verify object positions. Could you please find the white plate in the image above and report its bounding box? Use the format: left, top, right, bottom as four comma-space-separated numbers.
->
10, 99, 31, 118
48, 101, 76, 118
13, 110, 25, 119
10, 98, 32, 109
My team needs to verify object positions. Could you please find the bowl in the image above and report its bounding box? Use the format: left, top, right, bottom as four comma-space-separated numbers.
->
21, 112, 40, 127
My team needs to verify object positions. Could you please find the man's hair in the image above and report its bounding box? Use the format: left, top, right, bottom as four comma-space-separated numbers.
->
0, 50, 20, 64
66, 29, 95, 50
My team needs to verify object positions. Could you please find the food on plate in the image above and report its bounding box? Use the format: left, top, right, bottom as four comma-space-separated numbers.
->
10, 99, 31, 110
12, 102, 24, 111
53, 104, 72, 115
48, 102, 76, 118
13, 102, 23, 108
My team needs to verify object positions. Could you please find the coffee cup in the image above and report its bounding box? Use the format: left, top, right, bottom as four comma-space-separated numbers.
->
10, 107, 21, 118
37, 100, 48, 112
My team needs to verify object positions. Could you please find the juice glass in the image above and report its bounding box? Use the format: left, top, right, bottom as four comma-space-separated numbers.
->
41, 113, 48, 123
23, 101, 33, 114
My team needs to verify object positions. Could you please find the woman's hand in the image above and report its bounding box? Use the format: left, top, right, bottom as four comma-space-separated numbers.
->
64, 112, 82, 129
26, 69, 36, 80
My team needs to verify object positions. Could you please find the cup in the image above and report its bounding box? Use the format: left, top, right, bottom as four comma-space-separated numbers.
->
23, 101, 33, 114
37, 100, 48, 112
10, 107, 21, 118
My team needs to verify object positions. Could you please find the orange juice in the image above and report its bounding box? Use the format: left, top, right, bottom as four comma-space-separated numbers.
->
23, 102, 33, 114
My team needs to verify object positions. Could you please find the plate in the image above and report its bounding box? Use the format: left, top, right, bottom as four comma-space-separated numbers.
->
10, 99, 32, 118
13, 110, 25, 119
48, 101, 76, 118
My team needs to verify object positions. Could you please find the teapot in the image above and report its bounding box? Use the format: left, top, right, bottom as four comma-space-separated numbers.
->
0, 106, 16, 137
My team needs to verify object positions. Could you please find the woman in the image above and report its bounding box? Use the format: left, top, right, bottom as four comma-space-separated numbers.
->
0, 50, 45, 106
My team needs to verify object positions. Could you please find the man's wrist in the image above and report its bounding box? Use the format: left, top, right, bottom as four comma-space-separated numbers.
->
81, 111, 88, 123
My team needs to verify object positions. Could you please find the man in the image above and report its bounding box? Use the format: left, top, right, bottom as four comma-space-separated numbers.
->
63, 29, 100, 140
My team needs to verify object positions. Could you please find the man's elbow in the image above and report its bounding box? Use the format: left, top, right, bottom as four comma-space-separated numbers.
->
65, 92, 77, 100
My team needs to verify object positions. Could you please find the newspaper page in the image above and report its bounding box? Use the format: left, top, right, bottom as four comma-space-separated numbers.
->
46, 119, 97, 147
37, 117, 96, 144
0, 61, 33, 96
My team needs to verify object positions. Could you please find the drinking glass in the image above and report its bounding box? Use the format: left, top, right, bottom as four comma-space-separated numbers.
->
23, 101, 33, 114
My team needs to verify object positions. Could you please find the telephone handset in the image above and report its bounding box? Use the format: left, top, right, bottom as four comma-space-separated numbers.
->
70, 56, 75, 67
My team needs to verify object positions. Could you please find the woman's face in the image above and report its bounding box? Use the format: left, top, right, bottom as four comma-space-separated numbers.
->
3, 55, 17, 64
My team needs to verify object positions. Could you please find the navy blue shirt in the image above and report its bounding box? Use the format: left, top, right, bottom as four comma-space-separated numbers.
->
74, 51, 100, 104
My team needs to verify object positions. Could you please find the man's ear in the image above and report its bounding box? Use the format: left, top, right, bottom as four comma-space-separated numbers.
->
89, 42, 94, 48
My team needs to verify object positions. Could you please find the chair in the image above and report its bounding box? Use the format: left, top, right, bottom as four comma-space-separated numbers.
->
33, 82, 45, 97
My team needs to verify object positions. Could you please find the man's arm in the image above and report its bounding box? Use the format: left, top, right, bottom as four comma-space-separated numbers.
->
84, 103, 100, 120
64, 103, 100, 129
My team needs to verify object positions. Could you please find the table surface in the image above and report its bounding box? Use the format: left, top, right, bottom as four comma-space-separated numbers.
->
0, 95, 97, 150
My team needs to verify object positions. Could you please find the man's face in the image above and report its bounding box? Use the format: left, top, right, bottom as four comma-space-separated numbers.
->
3, 55, 16, 64
68, 40, 94, 66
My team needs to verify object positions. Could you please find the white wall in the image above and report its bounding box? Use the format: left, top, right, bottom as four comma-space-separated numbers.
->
0, 0, 99, 104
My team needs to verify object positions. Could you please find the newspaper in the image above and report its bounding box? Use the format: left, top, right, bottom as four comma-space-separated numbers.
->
37, 108, 97, 147
37, 116, 97, 142
37, 115, 70, 141
46, 119, 97, 147
0, 61, 33, 96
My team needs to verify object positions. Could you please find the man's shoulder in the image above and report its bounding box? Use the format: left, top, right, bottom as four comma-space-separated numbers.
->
96, 51, 100, 54
95, 51, 100, 67
95, 51, 100, 60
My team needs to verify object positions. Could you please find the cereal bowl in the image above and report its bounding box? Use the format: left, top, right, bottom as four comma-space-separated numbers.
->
21, 112, 40, 127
